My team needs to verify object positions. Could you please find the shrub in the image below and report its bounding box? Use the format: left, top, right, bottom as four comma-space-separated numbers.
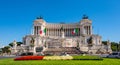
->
14, 56, 44, 61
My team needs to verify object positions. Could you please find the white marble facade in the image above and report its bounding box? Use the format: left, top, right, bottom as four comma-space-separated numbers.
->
11, 15, 112, 55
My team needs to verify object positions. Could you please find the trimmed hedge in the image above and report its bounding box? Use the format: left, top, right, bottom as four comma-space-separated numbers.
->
73, 55, 103, 60
14, 56, 44, 61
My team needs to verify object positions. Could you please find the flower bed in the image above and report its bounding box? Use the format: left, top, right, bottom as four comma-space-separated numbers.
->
14, 56, 44, 61
43, 56, 73, 60
14, 55, 103, 61
72, 55, 103, 60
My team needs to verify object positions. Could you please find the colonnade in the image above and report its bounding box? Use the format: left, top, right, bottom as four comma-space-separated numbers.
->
84, 26, 92, 35
34, 26, 41, 35
34, 25, 92, 36
45, 28, 81, 37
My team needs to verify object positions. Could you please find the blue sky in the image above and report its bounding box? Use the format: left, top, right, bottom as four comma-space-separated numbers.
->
0, 0, 120, 47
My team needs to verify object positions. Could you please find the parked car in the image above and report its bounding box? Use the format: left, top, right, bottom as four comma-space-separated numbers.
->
107, 52, 120, 58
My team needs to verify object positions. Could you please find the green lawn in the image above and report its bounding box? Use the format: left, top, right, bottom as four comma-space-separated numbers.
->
0, 58, 120, 65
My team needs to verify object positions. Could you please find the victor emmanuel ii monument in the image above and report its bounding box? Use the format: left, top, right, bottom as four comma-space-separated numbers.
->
11, 15, 112, 55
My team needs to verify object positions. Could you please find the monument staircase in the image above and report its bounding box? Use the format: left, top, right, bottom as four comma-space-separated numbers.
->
43, 47, 81, 55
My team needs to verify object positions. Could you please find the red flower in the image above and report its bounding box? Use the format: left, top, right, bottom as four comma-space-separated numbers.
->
14, 56, 44, 61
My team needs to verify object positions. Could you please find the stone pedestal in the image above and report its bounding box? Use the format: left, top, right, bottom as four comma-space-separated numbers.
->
13, 40, 17, 53
33, 46, 36, 54
61, 31, 65, 38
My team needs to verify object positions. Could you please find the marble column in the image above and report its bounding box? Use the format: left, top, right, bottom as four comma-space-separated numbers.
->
51, 29, 52, 36
46, 28, 47, 36
34, 26, 36, 35
89, 26, 90, 35
38, 26, 40, 35
83, 26, 85, 35
36, 26, 37, 35
79, 28, 80, 36
86, 26, 88, 35
87, 26, 88, 35
68, 28, 69, 37
90, 26, 92, 35
49, 29, 51, 36
48, 29, 49, 36
55, 29, 56, 36
61, 31, 64, 38
58, 29, 59, 36
36, 26, 38, 35
59, 29, 60, 36
88, 26, 89, 35
57, 29, 58, 36
37, 26, 39, 35
54, 29, 55, 36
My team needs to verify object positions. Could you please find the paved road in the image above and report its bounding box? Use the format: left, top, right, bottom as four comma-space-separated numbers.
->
0, 55, 17, 59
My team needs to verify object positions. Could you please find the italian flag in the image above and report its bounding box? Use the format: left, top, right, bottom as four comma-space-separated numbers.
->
39, 28, 46, 34
44, 28, 46, 34
72, 28, 79, 35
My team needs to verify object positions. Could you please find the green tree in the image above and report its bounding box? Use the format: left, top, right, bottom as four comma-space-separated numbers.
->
0, 48, 2, 54
102, 41, 107, 45
111, 42, 118, 51
118, 42, 120, 51
1, 46, 11, 54
9, 42, 23, 47
102, 41, 120, 51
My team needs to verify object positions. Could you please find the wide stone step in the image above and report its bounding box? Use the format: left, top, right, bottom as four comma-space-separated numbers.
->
43, 47, 81, 55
